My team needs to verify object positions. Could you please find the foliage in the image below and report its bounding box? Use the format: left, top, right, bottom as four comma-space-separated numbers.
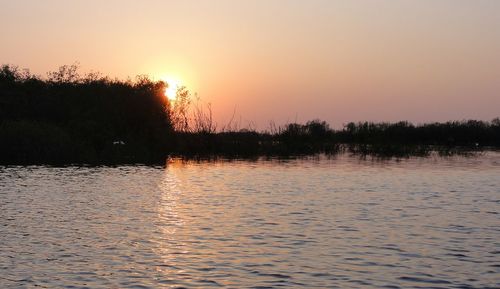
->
0, 64, 173, 164
1, 63, 499, 163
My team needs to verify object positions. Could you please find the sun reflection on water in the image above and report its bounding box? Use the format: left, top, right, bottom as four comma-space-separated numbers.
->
154, 165, 188, 277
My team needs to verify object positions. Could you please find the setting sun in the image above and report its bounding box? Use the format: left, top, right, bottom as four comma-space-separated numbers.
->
2, 1, 500, 288
163, 78, 181, 101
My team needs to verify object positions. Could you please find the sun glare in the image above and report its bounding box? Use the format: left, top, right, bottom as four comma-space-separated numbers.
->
163, 78, 181, 101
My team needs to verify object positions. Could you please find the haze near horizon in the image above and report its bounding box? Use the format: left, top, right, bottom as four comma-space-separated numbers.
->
1, 0, 499, 128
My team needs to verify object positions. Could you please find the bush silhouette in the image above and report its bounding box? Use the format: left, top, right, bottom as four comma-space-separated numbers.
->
1, 64, 498, 164
0, 64, 173, 164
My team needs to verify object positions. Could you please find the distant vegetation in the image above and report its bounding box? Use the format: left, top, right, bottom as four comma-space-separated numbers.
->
1, 64, 499, 164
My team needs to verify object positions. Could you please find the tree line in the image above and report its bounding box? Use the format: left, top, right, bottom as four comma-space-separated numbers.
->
1, 64, 499, 164
0, 64, 172, 163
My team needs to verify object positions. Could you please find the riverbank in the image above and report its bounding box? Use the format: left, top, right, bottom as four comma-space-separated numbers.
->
1, 64, 498, 165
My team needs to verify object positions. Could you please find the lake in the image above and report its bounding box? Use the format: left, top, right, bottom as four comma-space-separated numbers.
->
1, 153, 499, 288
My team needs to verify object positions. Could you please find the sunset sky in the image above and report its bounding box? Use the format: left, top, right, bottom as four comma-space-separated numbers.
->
1, 0, 499, 129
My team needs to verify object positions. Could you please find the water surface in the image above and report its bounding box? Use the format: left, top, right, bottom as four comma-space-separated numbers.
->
1, 154, 499, 288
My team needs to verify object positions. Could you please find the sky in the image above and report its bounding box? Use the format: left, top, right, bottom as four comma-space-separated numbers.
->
1, 0, 499, 129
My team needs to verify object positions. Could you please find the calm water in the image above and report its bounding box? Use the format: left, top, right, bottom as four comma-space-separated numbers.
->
1, 154, 499, 288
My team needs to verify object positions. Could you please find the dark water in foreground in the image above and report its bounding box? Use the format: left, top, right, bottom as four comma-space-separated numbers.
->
1, 154, 499, 288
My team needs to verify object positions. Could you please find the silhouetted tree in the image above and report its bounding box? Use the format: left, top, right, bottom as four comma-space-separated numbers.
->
0, 64, 173, 164
1, 63, 498, 163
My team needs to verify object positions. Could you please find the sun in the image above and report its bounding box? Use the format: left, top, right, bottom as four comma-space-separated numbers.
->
163, 78, 181, 101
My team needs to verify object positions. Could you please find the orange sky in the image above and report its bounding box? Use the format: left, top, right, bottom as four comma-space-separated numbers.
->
1, 0, 499, 129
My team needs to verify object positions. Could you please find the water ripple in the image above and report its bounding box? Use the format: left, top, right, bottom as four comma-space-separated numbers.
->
1, 154, 499, 288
